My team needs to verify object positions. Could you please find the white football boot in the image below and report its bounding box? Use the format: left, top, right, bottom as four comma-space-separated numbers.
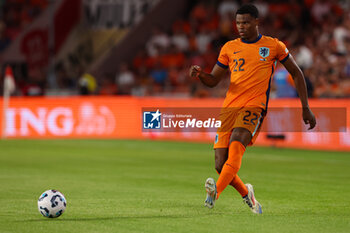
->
243, 183, 262, 214
204, 178, 217, 209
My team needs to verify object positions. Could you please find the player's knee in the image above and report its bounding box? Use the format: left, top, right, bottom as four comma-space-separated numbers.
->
230, 128, 252, 147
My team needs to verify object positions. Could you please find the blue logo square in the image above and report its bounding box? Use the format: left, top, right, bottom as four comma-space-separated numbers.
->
143, 110, 161, 129
259, 47, 270, 58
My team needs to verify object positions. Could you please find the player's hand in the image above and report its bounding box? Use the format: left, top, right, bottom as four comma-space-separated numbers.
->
189, 65, 202, 78
302, 107, 316, 130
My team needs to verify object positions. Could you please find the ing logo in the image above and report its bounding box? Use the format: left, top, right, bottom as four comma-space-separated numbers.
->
143, 109, 161, 129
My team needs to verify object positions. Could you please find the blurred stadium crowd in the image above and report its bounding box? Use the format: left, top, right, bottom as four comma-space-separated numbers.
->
0, 0, 47, 52
121, 0, 350, 98
1, 0, 350, 98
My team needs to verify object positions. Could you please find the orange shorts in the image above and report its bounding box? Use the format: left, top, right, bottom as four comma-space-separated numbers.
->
214, 107, 265, 149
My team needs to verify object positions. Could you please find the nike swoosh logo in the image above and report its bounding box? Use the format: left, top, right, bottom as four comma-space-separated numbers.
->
233, 51, 242, 54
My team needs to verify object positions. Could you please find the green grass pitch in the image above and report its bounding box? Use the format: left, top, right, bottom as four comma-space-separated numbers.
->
0, 139, 349, 233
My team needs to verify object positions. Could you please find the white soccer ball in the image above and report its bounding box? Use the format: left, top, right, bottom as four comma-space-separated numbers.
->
37, 190, 67, 218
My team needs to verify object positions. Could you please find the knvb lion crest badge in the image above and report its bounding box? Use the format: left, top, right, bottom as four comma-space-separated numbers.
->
259, 47, 270, 58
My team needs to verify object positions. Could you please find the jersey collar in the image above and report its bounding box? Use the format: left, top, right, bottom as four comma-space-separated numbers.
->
241, 34, 262, 44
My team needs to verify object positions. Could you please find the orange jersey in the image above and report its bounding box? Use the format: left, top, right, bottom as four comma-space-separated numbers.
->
217, 34, 289, 110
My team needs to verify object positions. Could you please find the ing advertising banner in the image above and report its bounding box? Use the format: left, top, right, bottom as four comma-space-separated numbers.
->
0, 97, 349, 151
1, 97, 135, 138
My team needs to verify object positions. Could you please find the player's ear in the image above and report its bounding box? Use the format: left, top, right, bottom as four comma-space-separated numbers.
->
255, 18, 259, 26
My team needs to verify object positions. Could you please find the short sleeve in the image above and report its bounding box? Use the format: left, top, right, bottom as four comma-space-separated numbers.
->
276, 40, 290, 63
217, 43, 229, 69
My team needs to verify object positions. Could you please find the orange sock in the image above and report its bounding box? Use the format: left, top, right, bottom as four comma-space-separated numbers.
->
216, 141, 246, 199
230, 175, 248, 197
216, 170, 248, 197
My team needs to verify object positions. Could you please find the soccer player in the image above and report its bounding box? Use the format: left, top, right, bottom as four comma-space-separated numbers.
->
189, 4, 316, 214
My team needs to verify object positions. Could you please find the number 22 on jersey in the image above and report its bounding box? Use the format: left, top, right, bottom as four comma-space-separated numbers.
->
233, 58, 245, 72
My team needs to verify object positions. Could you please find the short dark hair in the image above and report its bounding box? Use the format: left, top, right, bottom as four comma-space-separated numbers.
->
236, 4, 259, 18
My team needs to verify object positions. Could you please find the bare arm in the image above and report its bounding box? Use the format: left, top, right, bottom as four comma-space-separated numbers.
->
283, 56, 309, 107
189, 64, 227, 88
282, 55, 316, 129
